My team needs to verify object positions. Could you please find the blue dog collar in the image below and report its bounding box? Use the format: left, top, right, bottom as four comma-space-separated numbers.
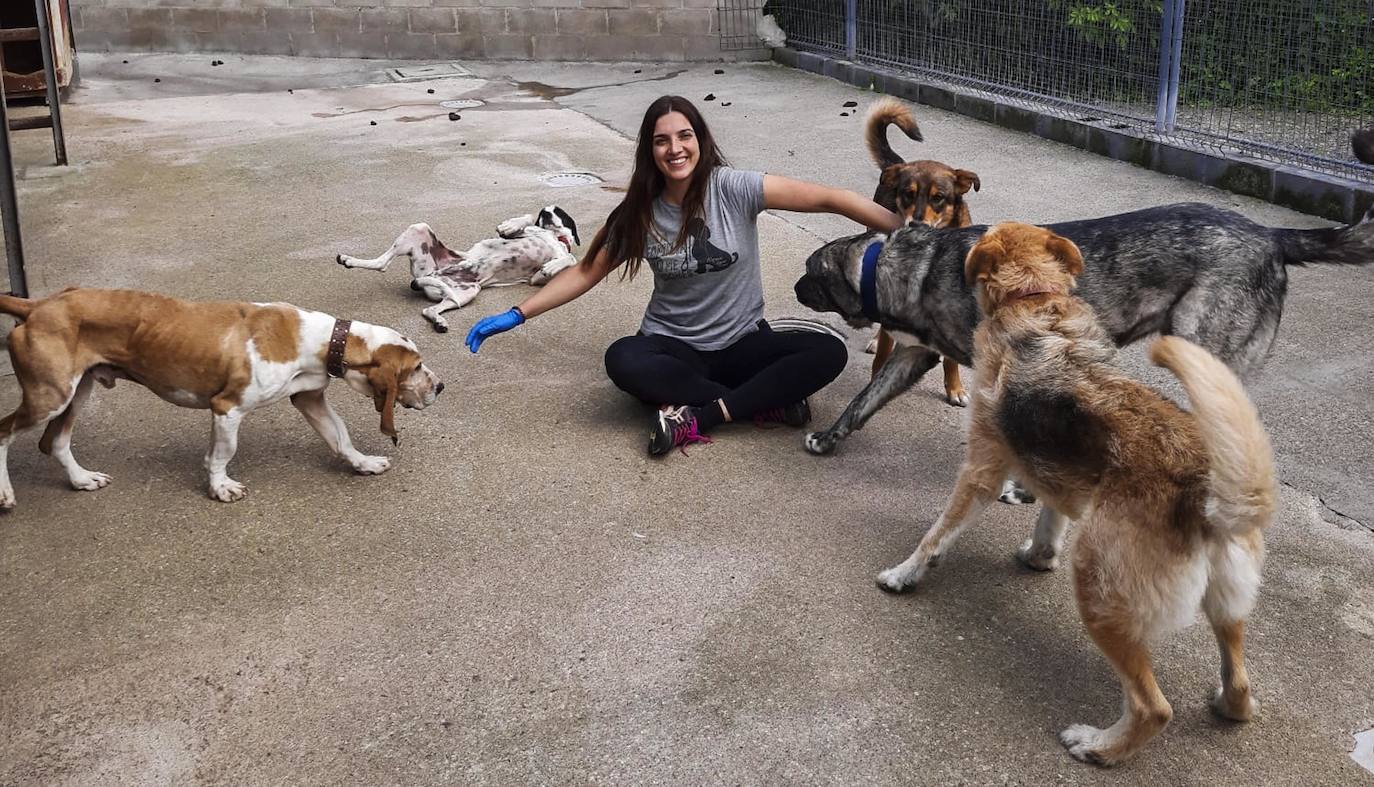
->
859, 241, 883, 322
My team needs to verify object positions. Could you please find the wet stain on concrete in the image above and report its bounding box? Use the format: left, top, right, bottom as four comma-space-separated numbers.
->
515, 70, 687, 101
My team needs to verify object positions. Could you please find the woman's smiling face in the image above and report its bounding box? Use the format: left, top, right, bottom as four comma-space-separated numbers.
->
652, 111, 699, 189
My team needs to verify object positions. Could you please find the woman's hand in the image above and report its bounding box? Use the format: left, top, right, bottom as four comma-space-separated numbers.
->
465, 307, 526, 353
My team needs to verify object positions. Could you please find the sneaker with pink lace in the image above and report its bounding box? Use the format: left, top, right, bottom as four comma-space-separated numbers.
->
649, 405, 713, 456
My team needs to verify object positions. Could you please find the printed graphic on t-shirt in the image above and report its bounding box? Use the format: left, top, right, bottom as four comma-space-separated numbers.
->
647, 217, 740, 279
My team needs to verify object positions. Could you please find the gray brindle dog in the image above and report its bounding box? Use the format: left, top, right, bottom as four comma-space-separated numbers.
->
796, 202, 1374, 459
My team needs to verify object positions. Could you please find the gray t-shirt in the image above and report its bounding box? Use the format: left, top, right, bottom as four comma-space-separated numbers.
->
640, 167, 766, 351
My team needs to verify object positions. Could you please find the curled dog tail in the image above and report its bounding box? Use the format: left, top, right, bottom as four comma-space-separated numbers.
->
0, 293, 33, 321
865, 97, 922, 170
1274, 203, 1374, 267
1150, 337, 1277, 536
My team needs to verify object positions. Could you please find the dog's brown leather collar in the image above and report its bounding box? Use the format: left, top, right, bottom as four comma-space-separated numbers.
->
326, 318, 352, 378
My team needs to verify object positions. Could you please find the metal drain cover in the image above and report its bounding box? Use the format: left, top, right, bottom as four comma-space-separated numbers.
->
388, 63, 472, 82
538, 172, 603, 187
440, 99, 484, 109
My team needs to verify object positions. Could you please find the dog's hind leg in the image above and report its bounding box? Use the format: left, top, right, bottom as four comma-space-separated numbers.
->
1059, 629, 1172, 766
1202, 534, 1264, 721
1016, 505, 1069, 570
0, 326, 81, 510
414, 276, 480, 333
876, 436, 1007, 592
1165, 277, 1284, 379
1061, 534, 1174, 766
291, 389, 390, 475
805, 345, 940, 456
38, 371, 112, 492
337, 223, 446, 281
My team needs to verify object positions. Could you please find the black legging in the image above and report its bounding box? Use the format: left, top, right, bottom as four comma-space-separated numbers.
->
603, 321, 847, 419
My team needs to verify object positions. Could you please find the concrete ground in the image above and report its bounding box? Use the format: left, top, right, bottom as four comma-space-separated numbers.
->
1, 53, 1371, 785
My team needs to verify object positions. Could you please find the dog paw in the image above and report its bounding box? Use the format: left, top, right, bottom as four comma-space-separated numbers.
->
496, 218, 526, 237
209, 479, 247, 503
70, 470, 113, 491
803, 431, 837, 456
1016, 538, 1059, 571
946, 390, 970, 407
875, 565, 919, 593
353, 455, 391, 475
0, 487, 15, 511
1059, 724, 1111, 766
336, 254, 350, 267
1210, 686, 1257, 721
431, 322, 448, 333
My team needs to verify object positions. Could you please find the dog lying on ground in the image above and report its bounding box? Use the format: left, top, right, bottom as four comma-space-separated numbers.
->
336, 206, 580, 333
863, 98, 981, 409
875, 223, 1276, 766
0, 288, 443, 507
795, 201, 1374, 460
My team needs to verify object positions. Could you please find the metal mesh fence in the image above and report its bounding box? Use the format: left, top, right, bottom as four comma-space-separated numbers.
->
724, 0, 1374, 184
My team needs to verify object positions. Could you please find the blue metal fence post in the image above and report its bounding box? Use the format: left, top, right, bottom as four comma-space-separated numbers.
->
1165, 0, 1186, 132
1154, 0, 1177, 133
845, 0, 857, 60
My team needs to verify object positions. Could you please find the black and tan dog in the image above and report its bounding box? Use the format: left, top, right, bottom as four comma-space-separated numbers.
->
863, 98, 981, 407
795, 201, 1374, 460
875, 223, 1276, 766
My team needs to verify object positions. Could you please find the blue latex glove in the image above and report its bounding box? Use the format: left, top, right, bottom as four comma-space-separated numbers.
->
466, 307, 526, 353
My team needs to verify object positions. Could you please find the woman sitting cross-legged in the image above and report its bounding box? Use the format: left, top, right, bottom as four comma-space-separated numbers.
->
465, 95, 901, 457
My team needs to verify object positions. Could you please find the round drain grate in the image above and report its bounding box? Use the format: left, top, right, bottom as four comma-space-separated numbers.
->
439, 99, 484, 109
538, 171, 604, 187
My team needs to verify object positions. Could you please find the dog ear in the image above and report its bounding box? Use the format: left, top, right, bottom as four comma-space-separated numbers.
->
553, 206, 580, 245
367, 364, 400, 445
965, 237, 1004, 287
954, 169, 981, 194
1045, 233, 1084, 277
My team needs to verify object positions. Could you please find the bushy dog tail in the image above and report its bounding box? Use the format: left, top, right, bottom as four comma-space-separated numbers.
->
0, 293, 33, 321
865, 97, 922, 170
1150, 336, 1277, 536
1275, 203, 1374, 267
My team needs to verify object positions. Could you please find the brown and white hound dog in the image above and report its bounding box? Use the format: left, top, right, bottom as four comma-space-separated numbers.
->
0, 288, 442, 507
336, 205, 580, 333
864, 98, 980, 408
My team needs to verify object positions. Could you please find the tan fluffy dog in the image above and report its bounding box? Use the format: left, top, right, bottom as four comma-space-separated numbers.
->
876, 223, 1277, 766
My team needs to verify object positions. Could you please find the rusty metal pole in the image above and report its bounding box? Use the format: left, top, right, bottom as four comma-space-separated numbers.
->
33, 0, 66, 165
0, 71, 28, 298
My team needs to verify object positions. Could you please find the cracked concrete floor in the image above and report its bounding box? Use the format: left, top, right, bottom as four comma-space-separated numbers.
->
0, 53, 1371, 785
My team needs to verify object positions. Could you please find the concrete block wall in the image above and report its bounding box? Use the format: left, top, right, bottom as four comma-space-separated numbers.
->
67, 1, 771, 62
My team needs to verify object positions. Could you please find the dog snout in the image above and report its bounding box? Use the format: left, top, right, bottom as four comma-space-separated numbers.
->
410, 280, 422, 292
794, 275, 827, 310
435, 381, 445, 396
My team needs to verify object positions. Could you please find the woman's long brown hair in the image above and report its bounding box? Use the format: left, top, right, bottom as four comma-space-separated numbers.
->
582, 95, 729, 280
